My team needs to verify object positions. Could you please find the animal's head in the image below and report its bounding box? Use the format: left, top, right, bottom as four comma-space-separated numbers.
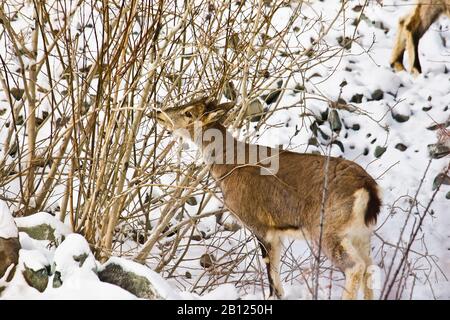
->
155, 97, 234, 133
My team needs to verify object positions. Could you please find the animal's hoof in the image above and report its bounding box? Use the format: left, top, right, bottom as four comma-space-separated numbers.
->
391, 61, 405, 72
410, 67, 421, 77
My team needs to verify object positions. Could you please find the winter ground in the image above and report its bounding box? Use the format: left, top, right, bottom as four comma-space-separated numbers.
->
0, 0, 449, 299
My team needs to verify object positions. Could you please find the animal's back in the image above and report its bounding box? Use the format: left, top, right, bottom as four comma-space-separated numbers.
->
216, 150, 380, 238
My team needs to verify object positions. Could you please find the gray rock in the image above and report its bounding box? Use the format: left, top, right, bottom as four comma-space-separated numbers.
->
391, 111, 410, 123
200, 253, 215, 269
395, 143, 408, 151
337, 36, 352, 50
98, 263, 162, 299
432, 173, 450, 190
22, 264, 49, 292
328, 110, 342, 132
446, 191, 450, 200
374, 146, 387, 158
263, 80, 283, 105
10, 88, 24, 101
223, 81, 237, 101
350, 94, 363, 104
247, 99, 264, 122
426, 117, 450, 130
18, 224, 57, 241
186, 197, 197, 206
428, 143, 450, 159
371, 89, 384, 101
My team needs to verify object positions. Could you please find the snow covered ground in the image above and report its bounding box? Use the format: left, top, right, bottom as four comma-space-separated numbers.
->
0, 0, 449, 299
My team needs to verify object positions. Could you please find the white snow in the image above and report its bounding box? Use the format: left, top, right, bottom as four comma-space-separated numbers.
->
52, 233, 97, 281
0, 200, 18, 239
19, 249, 49, 271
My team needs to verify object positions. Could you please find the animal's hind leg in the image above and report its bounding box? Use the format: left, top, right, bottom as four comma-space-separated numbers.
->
258, 236, 283, 299
357, 237, 374, 300
391, 16, 408, 72
330, 237, 366, 300
404, 4, 443, 75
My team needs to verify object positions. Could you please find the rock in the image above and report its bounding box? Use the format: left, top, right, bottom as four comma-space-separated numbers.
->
223, 81, 237, 101
308, 137, 319, 146
98, 257, 179, 299
98, 264, 160, 299
52, 234, 97, 288
331, 140, 345, 153
432, 173, 450, 190
22, 264, 49, 292
15, 212, 71, 243
186, 196, 197, 206
446, 191, 450, 200
262, 80, 283, 105
395, 143, 408, 151
337, 36, 352, 50
328, 110, 342, 132
18, 224, 57, 241
350, 94, 363, 103
426, 117, 450, 131
391, 111, 410, 123
191, 234, 203, 241
370, 89, 384, 101
200, 253, 215, 269
352, 124, 360, 131
428, 143, 450, 159
422, 106, 432, 112
10, 88, 24, 101
247, 99, 264, 122
19, 249, 50, 292
374, 146, 387, 158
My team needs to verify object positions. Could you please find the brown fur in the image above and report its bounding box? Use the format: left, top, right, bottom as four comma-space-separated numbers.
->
156, 98, 382, 299
391, 1, 450, 74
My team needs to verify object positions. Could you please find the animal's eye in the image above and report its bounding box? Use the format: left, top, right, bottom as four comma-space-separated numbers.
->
185, 111, 193, 118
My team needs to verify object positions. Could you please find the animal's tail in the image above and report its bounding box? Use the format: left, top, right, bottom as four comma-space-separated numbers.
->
364, 183, 382, 227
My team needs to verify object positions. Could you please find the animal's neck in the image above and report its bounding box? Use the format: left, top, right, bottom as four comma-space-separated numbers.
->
194, 122, 244, 179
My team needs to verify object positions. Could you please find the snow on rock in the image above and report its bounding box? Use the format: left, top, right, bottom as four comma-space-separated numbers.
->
0, 200, 18, 239
18, 249, 50, 292
98, 257, 180, 300
19, 249, 50, 272
15, 212, 71, 242
52, 233, 97, 287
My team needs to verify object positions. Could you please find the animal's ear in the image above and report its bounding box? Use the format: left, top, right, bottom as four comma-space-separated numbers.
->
201, 109, 226, 124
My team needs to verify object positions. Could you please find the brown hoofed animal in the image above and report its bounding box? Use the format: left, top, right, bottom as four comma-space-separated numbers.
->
156, 97, 382, 300
391, 1, 450, 74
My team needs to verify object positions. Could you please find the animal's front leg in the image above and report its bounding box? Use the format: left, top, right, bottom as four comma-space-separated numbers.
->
258, 235, 284, 299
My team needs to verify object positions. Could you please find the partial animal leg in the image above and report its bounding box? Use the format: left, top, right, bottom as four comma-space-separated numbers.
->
357, 237, 374, 300
404, 4, 443, 75
258, 236, 283, 299
329, 237, 366, 300
390, 16, 408, 72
